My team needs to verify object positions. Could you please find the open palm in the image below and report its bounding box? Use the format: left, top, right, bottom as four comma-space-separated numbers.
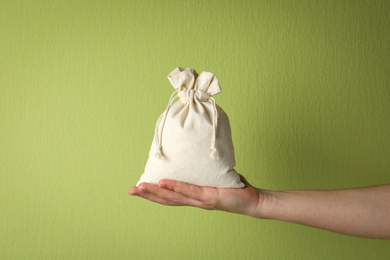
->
129, 175, 265, 218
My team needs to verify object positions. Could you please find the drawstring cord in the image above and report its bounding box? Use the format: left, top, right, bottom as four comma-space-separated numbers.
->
154, 89, 219, 160
154, 90, 179, 159
208, 97, 220, 160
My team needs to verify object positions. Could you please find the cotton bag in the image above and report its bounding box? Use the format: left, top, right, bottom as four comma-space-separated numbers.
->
137, 67, 244, 188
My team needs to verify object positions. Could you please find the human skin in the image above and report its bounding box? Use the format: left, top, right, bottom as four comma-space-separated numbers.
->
129, 175, 390, 239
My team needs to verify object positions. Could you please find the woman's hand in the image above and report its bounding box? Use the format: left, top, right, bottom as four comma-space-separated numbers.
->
129, 176, 390, 239
129, 175, 268, 218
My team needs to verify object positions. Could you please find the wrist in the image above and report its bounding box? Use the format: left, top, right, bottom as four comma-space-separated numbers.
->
250, 189, 277, 219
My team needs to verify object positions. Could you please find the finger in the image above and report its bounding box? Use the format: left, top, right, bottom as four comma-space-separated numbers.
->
158, 179, 206, 201
141, 191, 181, 206
129, 185, 181, 205
138, 182, 202, 207
129, 186, 140, 196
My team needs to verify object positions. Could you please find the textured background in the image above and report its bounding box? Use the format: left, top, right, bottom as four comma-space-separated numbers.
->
1, 0, 389, 259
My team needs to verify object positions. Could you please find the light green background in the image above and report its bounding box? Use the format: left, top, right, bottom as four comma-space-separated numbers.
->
1, 0, 389, 259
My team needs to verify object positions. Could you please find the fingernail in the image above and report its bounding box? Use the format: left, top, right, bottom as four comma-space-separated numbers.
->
158, 182, 167, 188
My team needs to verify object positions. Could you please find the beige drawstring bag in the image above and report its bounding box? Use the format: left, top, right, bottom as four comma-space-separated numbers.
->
136, 67, 244, 188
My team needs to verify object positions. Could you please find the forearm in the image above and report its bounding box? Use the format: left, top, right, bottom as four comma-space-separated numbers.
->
256, 185, 390, 239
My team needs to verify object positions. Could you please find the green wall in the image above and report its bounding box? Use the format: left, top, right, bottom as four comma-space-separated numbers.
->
1, 0, 389, 259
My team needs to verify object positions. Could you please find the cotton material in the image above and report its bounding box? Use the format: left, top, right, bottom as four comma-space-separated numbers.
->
137, 67, 244, 188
